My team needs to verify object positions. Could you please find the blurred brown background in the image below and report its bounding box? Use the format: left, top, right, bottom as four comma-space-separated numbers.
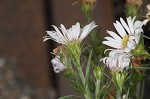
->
0, 0, 149, 99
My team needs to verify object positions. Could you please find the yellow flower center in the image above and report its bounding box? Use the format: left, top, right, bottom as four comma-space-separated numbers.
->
122, 35, 129, 48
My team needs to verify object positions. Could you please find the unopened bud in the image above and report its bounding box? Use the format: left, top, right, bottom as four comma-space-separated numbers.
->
94, 66, 102, 80
126, 0, 143, 7
82, 0, 97, 5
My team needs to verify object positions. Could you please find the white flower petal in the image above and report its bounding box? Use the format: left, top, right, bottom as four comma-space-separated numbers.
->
45, 31, 66, 44
109, 50, 124, 56
135, 33, 141, 44
101, 50, 131, 71
74, 22, 80, 39
44, 22, 97, 44
51, 56, 66, 73
127, 17, 134, 34
52, 25, 64, 38
71, 25, 76, 40
104, 37, 122, 44
107, 30, 122, 41
60, 24, 68, 39
114, 21, 127, 37
120, 17, 130, 33
43, 37, 50, 42
134, 20, 143, 29
103, 16, 142, 53
127, 42, 135, 50
102, 41, 122, 48
143, 19, 150, 25
60, 24, 67, 34
79, 21, 97, 41
124, 47, 131, 52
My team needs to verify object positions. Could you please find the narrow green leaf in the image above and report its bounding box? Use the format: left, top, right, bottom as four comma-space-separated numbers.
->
132, 66, 150, 70
98, 85, 106, 98
85, 50, 93, 87
125, 87, 130, 99
58, 95, 84, 99
58, 96, 72, 99
140, 81, 145, 99
141, 64, 150, 67
71, 80, 85, 94
142, 34, 150, 40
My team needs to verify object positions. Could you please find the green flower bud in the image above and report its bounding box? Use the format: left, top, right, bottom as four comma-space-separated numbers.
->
81, 0, 96, 22
132, 43, 150, 57
94, 66, 102, 80
125, 5, 139, 17
112, 71, 127, 91
125, 0, 143, 17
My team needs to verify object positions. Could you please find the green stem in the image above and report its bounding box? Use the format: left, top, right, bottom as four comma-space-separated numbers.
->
140, 81, 145, 99
116, 90, 122, 99
95, 80, 100, 99
85, 12, 92, 23
78, 68, 92, 99
75, 59, 92, 99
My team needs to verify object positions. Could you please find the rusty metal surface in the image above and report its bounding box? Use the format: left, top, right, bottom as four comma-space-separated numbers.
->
0, 0, 51, 89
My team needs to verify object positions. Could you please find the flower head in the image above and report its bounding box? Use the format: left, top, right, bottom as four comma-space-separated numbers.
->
102, 16, 143, 53
43, 21, 97, 44
51, 56, 66, 73
143, 4, 150, 25
101, 50, 132, 72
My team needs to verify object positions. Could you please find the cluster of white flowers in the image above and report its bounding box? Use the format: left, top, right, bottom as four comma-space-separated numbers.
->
101, 16, 143, 71
44, 22, 97, 73
44, 17, 145, 72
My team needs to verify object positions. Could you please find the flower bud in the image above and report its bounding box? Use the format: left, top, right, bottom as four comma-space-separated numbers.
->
125, 0, 143, 17
81, 0, 97, 21
126, 0, 143, 7
132, 43, 150, 57
94, 66, 102, 80
112, 72, 126, 91
82, 0, 97, 5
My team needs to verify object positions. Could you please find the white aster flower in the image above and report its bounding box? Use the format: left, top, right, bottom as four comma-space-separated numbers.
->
102, 16, 143, 53
43, 21, 97, 44
100, 50, 132, 71
51, 56, 66, 73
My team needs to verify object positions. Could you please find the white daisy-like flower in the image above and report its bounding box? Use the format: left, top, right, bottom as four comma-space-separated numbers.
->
102, 16, 143, 53
100, 50, 132, 71
43, 21, 97, 44
51, 56, 66, 73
